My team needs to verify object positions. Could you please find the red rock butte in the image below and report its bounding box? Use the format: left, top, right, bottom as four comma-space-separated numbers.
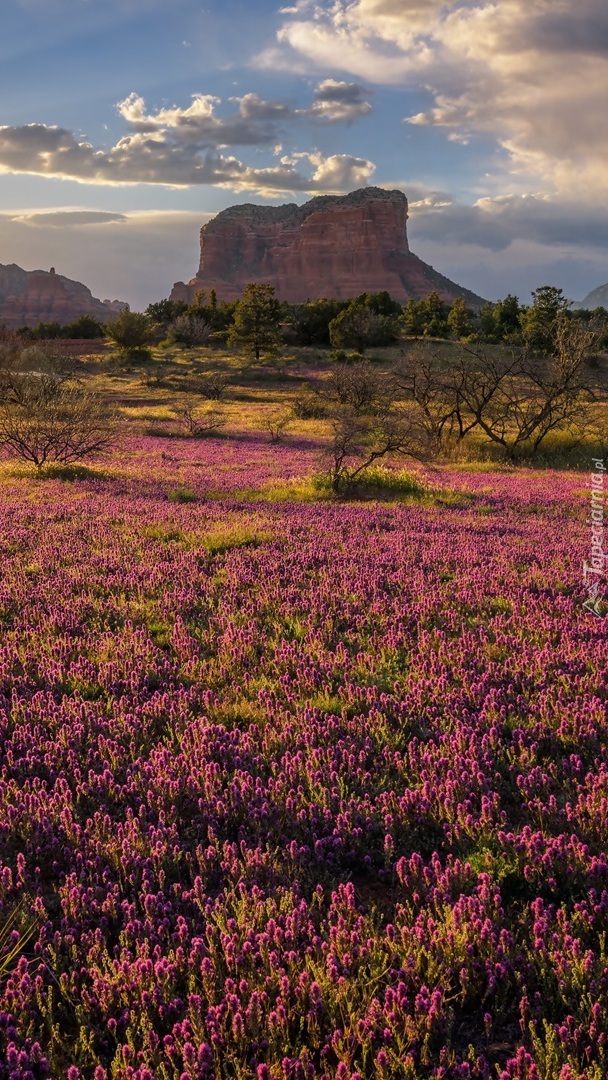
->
170, 187, 485, 308
0, 263, 127, 329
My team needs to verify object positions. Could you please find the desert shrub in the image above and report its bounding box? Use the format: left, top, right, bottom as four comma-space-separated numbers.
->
172, 401, 227, 437
291, 393, 327, 420
290, 298, 349, 346
323, 361, 394, 413
314, 464, 425, 500
168, 314, 214, 347
330, 350, 365, 364
105, 310, 152, 357
21, 321, 63, 340
401, 292, 450, 339
0, 374, 117, 473
329, 305, 398, 352
145, 299, 188, 328
261, 410, 293, 443
63, 315, 105, 339
197, 372, 229, 400
325, 406, 430, 495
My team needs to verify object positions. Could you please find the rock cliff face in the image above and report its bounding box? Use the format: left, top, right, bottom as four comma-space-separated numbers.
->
572, 283, 608, 311
171, 187, 485, 308
0, 264, 127, 329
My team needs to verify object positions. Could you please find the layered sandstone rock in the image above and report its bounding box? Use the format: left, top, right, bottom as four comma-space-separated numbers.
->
0, 264, 127, 329
171, 187, 485, 308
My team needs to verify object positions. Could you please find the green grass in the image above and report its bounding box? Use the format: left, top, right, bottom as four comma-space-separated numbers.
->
342, 465, 426, 499
201, 526, 274, 555
234, 468, 477, 508
36, 462, 111, 481
168, 486, 198, 503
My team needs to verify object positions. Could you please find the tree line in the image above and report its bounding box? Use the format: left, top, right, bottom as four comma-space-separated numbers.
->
11, 282, 608, 361
142, 282, 608, 358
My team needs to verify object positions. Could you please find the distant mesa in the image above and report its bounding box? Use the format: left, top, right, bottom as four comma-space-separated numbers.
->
170, 187, 486, 309
0, 263, 127, 329
572, 283, 608, 310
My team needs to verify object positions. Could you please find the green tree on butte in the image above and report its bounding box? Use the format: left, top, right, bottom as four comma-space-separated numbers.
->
228, 283, 282, 361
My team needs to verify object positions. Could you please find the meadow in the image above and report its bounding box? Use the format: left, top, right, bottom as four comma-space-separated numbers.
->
0, 346, 606, 1079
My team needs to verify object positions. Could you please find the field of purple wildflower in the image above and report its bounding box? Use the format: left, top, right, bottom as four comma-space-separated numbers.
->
0, 432, 606, 1079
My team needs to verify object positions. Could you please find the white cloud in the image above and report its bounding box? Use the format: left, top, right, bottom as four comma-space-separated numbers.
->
0, 119, 375, 194
0, 86, 374, 193
116, 92, 288, 148
264, 0, 608, 195
115, 83, 373, 146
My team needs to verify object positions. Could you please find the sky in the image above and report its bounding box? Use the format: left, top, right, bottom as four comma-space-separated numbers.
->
0, 0, 606, 309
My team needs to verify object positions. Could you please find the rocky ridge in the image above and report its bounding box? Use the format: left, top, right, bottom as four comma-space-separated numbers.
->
573, 283, 608, 310
171, 187, 485, 308
0, 263, 127, 329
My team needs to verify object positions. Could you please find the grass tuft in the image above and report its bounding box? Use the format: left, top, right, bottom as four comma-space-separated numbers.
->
168, 486, 198, 503
257, 467, 426, 503
202, 526, 274, 555
36, 463, 110, 481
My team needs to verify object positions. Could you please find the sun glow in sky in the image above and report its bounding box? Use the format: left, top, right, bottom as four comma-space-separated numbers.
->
0, 0, 606, 308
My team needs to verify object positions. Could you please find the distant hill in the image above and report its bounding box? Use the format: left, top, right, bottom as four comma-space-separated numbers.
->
170, 187, 486, 309
572, 283, 608, 310
0, 263, 127, 329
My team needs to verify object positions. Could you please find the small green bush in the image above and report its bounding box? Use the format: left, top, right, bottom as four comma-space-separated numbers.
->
329, 349, 364, 364
291, 394, 327, 420
168, 486, 198, 503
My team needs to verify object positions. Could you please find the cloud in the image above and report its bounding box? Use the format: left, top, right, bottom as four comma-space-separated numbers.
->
407, 192, 608, 253
283, 149, 375, 189
0, 121, 375, 194
265, 0, 608, 195
0, 83, 374, 194
13, 210, 128, 227
116, 83, 372, 143
116, 92, 288, 148
308, 80, 373, 122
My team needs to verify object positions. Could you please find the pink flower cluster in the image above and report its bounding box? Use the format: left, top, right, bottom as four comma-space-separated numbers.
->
0, 436, 605, 1078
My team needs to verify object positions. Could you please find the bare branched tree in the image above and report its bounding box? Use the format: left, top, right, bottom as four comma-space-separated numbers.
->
393, 343, 474, 452
322, 361, 395, 414
456, 320, 606, 457
0, 342, 76, 406
0, 379, 117, 472
393, 320, 608, 459
262, 410, 293, 444
172, 401, 226, 437
325, 405, 429, 494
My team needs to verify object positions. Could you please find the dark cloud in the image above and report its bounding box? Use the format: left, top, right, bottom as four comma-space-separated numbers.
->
309, 80, 373, 121
15, 210, 128, 226
409, 195, 608, 252
511, 5, 608, 57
